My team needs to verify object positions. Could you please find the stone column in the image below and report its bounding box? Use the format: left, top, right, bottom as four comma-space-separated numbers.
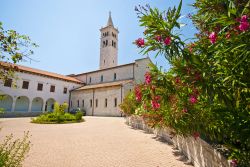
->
28, 100, 32, 112
11, 97, 16, 112
42, 100, 46, 112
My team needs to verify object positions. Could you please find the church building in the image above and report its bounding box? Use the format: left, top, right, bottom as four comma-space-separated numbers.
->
0, 13, 151, 117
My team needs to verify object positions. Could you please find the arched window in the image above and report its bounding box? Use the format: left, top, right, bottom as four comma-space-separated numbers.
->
103, 41, 105, 47
106, 40, 108, 46
96, 99, 98, 107
114, 98, 117, 107
105, 98, 108, 107
114, 73, 116, 80
101, 75, 103, 82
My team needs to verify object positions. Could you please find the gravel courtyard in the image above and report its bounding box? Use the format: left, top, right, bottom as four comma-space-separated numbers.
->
0, 117, 191, 167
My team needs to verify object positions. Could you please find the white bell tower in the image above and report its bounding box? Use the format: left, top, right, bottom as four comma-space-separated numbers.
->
99, 12, 119, 69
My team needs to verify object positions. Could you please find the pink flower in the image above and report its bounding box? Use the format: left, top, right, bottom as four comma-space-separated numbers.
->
209, 32, 217, 44
154, 95, 161, 101
193, 132, 200, 140
151, 100, 160, 110
164, 36, 171, 45
144, 72, 151, 84
155, 35, 162, 42
239, 21, 249, 32
135, 38, 145, 47
182, 108, 188, 113
189, 95, 198, 104
135, 86, 142, 102
230, 159, 238, 167
226, 32, 231, 39
175, 77, 181, 84
237, 15, 249, 32
241, 15, 248, 22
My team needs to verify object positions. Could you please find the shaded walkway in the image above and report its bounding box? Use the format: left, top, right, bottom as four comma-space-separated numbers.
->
0, 117, 192, 167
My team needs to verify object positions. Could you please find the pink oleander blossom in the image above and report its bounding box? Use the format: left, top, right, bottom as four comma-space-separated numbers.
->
182, 108, 188, 113
175, 77, 181, 84
164, 36, 171, 45
238, 15, 249, 32
189, 95, 198, 104
230, 159, 238, 167
151, 100, 160, 110
135, 86, 142, 102
135, 38, 145, 47
193, 132, 200, 140
209, 32, 217, 44
144, 72, 151, 84
239, 21, 249, 32
154, 95, 161, 101
155, 35, 162, 42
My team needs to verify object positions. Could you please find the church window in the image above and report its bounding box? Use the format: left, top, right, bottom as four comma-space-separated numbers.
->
37, 83, 43, 91
82, 100, 84, 107
63, 87, 67, 94
50, 85, 55, 92
101, 75, 103, 82
106, 40, 108, 46
89, 77, 91, 83
22, 81, 29, 89
114, 73, 116, 80
105, 98, 107, 107
103, 41, 105, 47
114, 98, 117, 107
77, 100, 79, 107
104, 60, 105, 64
96, 99, 98, 107
114, 42, 116, 48
4, 79, 12, 87
90, 99, 93, 107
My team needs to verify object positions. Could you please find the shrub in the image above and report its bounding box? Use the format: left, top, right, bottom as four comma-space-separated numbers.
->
31, 102, 84, 124
0, 131, 31, 167
75, 111, 83, 121
122, 0, 250, 165
119, 91, 140, 116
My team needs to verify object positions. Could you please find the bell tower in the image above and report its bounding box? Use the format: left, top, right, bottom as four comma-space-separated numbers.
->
100, 12, 118, 69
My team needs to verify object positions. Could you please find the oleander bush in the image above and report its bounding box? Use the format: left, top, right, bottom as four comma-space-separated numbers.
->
31, 102, 84, 124
120, 0, 250, 166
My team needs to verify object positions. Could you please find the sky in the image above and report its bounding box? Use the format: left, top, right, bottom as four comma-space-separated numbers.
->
1, 0, 196, 75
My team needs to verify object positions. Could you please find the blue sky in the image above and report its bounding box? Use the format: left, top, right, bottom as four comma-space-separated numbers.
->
1, 0, 196, 75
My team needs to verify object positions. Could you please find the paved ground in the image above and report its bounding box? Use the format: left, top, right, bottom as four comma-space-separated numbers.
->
0, 117, 192, 167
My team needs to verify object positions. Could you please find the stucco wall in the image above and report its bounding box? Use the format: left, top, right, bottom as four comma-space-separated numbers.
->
71, 86, 124, 117
0, 71, 82, 112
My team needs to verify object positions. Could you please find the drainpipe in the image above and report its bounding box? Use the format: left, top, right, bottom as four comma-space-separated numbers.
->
92, 89, 95, 116
120, 85, 123, 117
68, 90, 71, 112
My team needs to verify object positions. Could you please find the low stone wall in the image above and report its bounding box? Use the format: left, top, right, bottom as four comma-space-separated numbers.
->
0, 112, 43, 118
126, 116, 231, 167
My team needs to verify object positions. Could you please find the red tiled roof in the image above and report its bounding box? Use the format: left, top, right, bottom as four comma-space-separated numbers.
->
75, 79, 133, 90
0, 62, 83, 84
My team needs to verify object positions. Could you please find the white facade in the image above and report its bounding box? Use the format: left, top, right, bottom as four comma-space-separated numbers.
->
0, 13, 151, 117
0, 71, 81, 112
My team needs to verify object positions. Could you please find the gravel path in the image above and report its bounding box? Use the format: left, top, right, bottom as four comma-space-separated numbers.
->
0, 117, 192, 167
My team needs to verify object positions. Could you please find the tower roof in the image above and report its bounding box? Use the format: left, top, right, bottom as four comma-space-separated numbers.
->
107, 11, 114, 27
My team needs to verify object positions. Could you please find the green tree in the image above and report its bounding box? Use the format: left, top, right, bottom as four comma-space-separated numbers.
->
0, 21, 38, 82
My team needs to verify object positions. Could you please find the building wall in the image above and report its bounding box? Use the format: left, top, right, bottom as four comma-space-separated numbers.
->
71, 86, 123, 117
74, 64, 134, 85
134, 58, 151, 84
0, 72, 82, 112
